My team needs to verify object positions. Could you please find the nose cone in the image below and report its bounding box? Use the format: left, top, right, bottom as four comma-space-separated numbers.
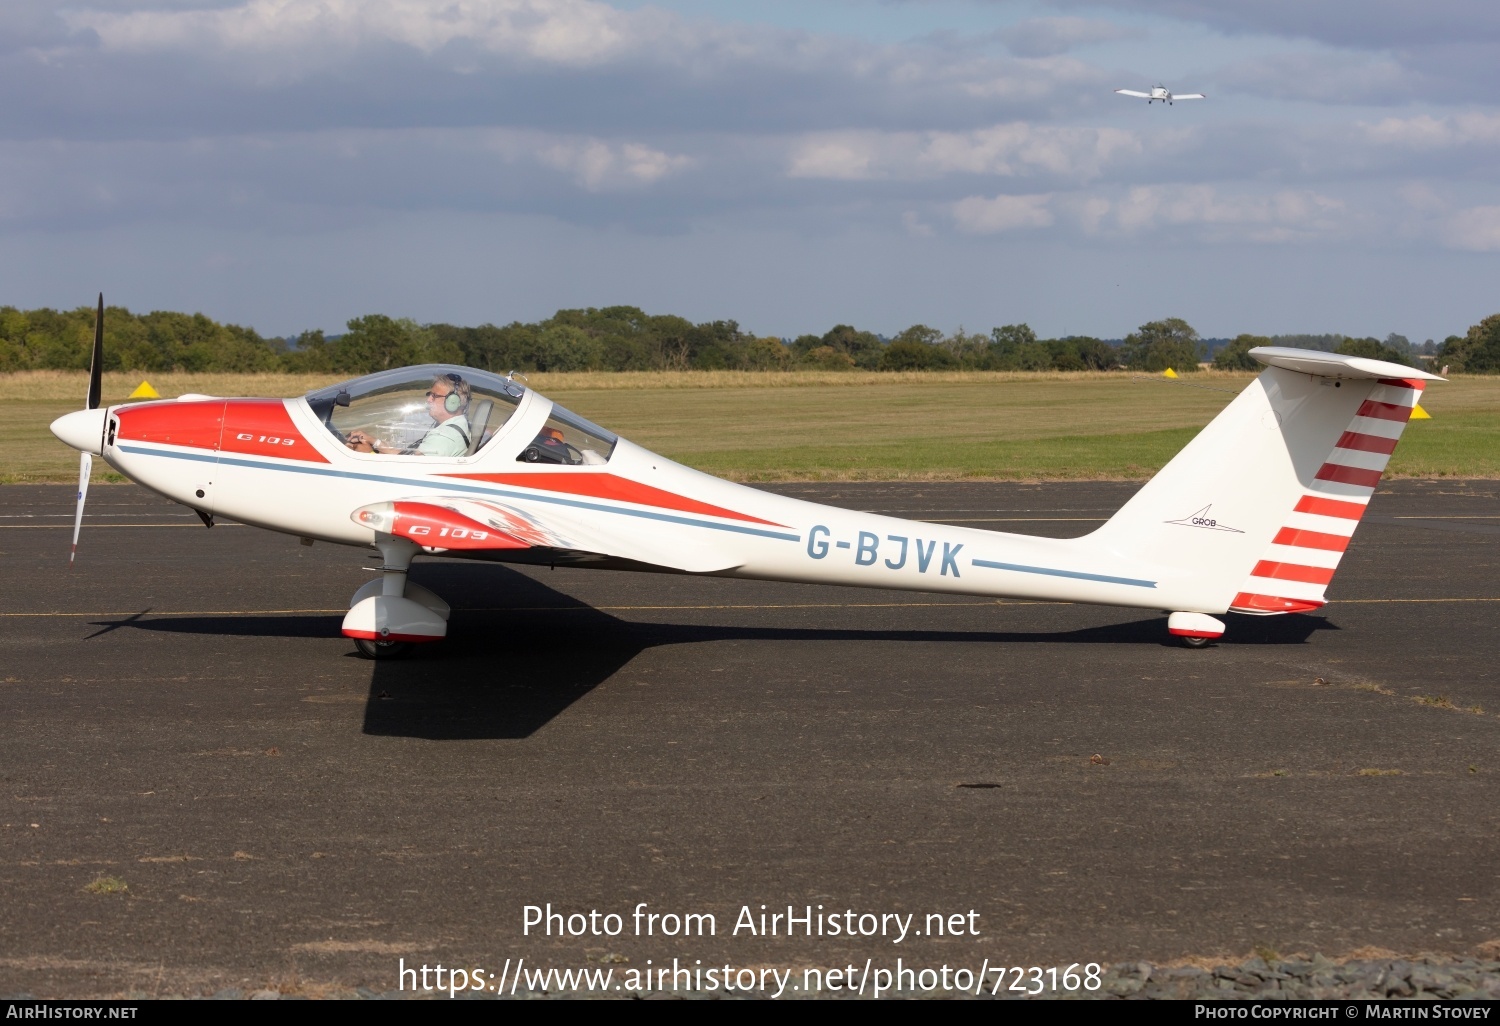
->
51, 408, 108, 455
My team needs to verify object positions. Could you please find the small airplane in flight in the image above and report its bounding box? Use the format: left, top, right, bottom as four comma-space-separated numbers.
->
1115, 85, 1205, 105
52, 296, 1437, 656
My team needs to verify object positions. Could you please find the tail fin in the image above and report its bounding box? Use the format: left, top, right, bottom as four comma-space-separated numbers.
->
1086, 348, 1441, 614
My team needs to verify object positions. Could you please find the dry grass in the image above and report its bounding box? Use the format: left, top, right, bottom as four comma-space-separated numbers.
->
2, 367, 1242, 400
5, 369, 1499, 484
6, 370, 332, 402
1412, 694, 1486, 715
524, 368, 1224, 390
82, 876, 128, 895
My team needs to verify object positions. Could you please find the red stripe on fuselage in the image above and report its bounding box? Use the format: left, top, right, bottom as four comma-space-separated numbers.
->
1377, 378, 1426, 390
220, 400, 330, 463
114, 399, 328, 463
114, 400, 225, 450
442, 472, 785, 527
377, 502, 528, 551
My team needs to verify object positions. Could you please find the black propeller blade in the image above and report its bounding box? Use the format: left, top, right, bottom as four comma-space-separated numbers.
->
87, 293, 104, 411
72, 294, 104, 565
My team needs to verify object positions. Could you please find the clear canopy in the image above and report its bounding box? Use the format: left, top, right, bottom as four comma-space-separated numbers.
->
305, 364, 616, 464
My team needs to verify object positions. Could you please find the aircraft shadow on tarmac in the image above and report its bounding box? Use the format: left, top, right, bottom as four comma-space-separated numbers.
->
88, 563, 1337, 740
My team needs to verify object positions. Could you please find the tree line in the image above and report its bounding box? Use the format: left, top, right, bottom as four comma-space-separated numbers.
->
3, 303, 1497, 376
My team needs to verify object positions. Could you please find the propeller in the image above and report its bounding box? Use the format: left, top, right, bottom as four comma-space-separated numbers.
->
70, 294, 104, 566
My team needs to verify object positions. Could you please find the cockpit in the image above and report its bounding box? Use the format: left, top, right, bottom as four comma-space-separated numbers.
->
304, 364, 617, 465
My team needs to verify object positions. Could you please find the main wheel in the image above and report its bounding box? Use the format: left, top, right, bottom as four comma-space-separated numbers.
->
1179, 635, 1212, 649
354, 637, 412, 660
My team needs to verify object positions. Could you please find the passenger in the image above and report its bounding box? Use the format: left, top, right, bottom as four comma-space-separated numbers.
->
346, 373, 472, 456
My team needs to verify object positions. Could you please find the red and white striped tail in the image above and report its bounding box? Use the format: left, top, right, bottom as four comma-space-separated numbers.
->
1230, 377, 1425, 614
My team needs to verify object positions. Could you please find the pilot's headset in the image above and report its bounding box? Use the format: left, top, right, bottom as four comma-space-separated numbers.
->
436, 373, 470, 415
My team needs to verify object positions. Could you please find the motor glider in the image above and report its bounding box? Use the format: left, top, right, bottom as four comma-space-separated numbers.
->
51, 298, 1440, 656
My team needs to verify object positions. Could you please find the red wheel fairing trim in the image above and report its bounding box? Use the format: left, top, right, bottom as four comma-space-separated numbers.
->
342, 629, 443, 642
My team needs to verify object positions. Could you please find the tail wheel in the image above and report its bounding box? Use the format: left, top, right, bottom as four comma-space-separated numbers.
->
1168, 613, 1224, 648
354, 637, 412, 660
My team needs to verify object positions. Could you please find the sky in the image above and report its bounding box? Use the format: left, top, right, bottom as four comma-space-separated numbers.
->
1, 0, 1497, 341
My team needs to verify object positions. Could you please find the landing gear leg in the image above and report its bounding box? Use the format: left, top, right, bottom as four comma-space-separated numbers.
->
342, 538, 448, 657
376, 538, 416, 599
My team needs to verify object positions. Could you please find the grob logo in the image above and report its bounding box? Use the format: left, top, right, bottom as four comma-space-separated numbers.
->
1165, 504, 1243, 534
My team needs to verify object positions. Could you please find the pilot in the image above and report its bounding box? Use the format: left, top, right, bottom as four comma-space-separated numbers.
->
346, 373, 472, 456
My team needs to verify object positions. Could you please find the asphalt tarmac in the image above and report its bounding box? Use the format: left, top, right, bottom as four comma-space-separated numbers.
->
2, 480, 1498, 998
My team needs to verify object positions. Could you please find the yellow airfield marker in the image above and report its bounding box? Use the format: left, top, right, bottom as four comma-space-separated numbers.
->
1162, 368, 1178, 379
1410, 404, 1431, 419
128, 381, 161, 399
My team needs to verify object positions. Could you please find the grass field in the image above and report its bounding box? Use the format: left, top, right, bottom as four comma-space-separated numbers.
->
4, 369, 1496, 483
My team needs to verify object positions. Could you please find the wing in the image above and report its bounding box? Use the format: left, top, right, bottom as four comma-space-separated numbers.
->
1174, 93, 1206, 100
352, 496, 744, 574
1114, 89, 1152, 98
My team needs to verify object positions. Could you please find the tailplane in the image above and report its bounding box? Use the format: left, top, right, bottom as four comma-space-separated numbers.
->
1085, 348, 1440, 616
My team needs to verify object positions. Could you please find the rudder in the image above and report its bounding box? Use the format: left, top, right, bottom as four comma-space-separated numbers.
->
1084, 348, 1440, 615
1229, 374, 1427, 613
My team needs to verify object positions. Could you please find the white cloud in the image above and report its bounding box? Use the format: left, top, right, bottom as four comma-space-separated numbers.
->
1214, 51, 1414, 105
32, 0, 1125, 142
536, 138, 692, 190
951, 193, 1054, 234
958, 53, 1103, 101
787, 124, 1140, 182
0, 0, 82, 56
69, 0, 655, 66
1443, 206, 1500, 251
1363, 112, 1500, 149
6, 0, 1500, 345
999, 16, 1143, 58
0, 127, 697, 232
1076, 195, 1112, 235
1091, 185, 1346, 241
1038, 0, 1500, 50
785, 138, 875, 181
901, 210, 934, 236
1397, 182, 1445, 213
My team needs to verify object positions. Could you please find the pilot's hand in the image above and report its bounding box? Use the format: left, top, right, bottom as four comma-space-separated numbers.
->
345, 431, 376, 453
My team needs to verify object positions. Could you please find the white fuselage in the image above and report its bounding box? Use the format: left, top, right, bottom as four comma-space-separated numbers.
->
96, 393, 1178, 611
